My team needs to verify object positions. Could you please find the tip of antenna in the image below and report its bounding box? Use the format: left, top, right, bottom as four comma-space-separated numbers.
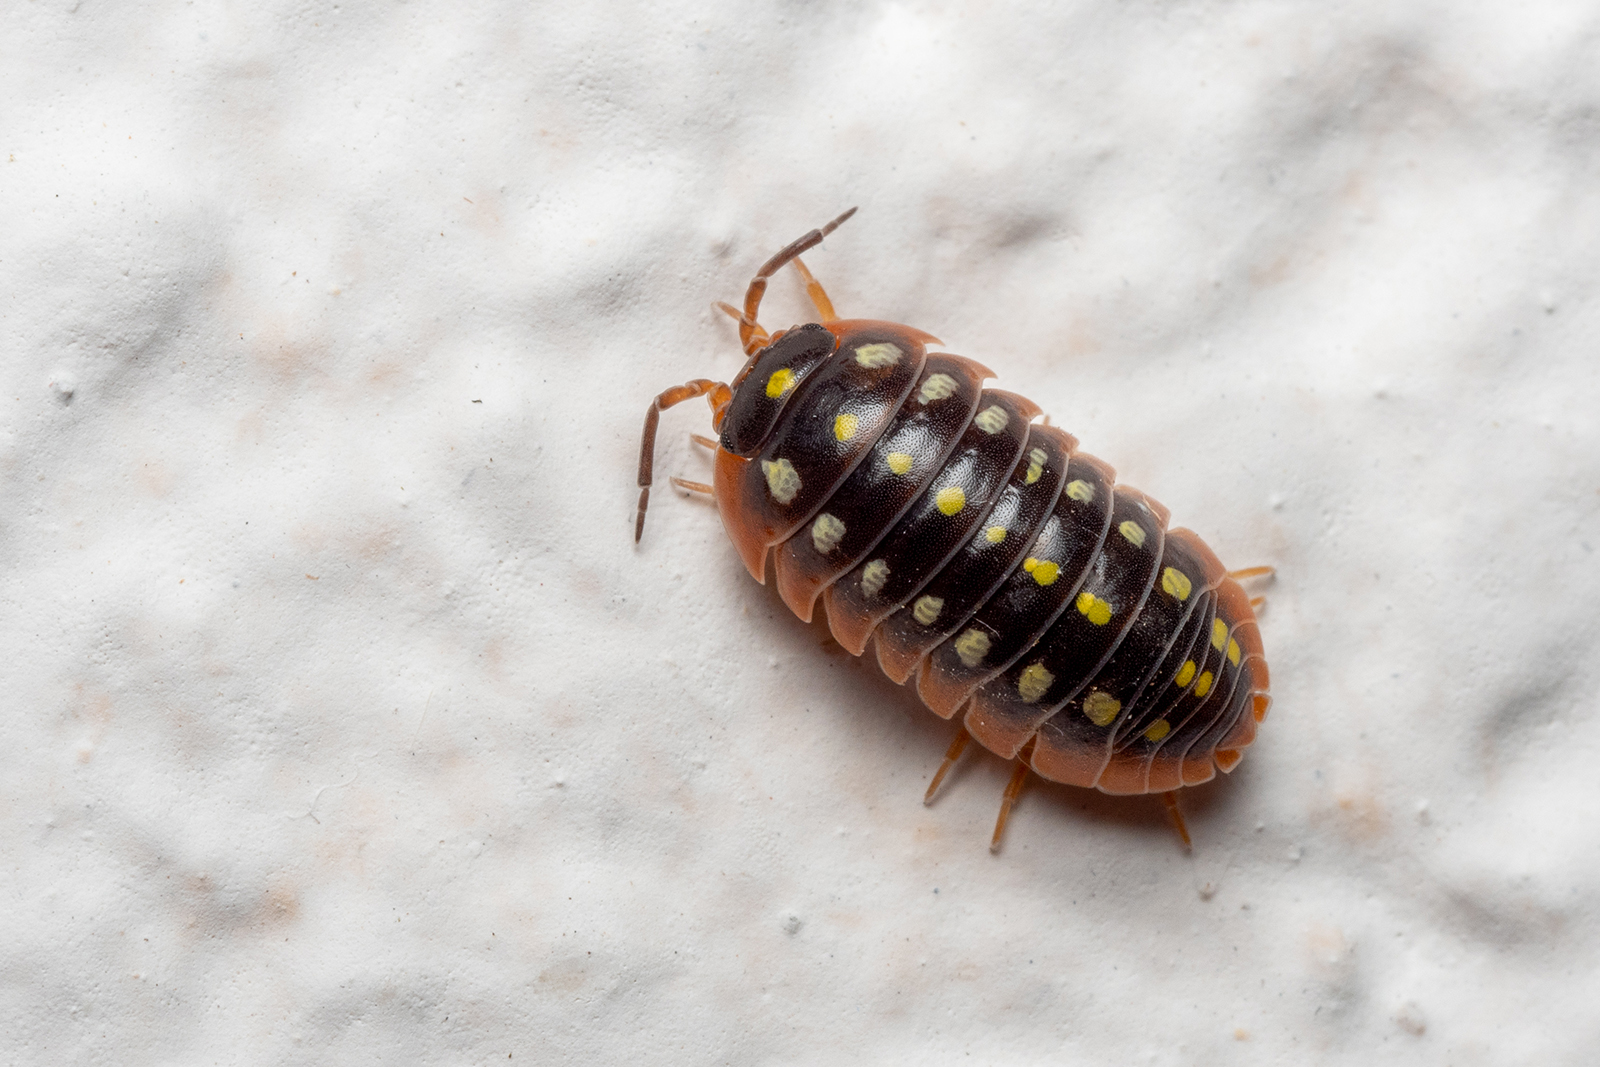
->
821, 206, 858, 236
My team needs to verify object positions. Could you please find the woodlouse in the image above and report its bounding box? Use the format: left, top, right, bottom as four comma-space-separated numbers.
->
636, 210, 1272, 849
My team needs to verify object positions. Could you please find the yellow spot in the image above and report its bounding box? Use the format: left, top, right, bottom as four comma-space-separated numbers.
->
913, 595, 944, 625
811, 513, 846, 554
1212, 618, 1228, 650
765, 368, 796, 399
1161, 567, 1192, 601
1065, 479, 1094, 502
935, 486, 966, 515
861, 559, 890, 598
854, 342, 902, 368
833, 412, 859, 442
1194, 670, 1214, 698
918, 373, 958, 403
1227, 638, 1241, 666
984, 525, 1007, 544
1024, 447, 1047, 484
1175, 660, 1197, 688
973, 405, 1010, 434
1076, 591, 1113, 625
1143, 719, 1171, 742
954, 628, 991, 667
1017, 662, 1054, 704
1023, 557, 1060, 586
761, 458, 801, 504
947, 630, 985, 662
1082, 690, 1121, 727
886, 452, 914, 475
1119, 520, 1147, 548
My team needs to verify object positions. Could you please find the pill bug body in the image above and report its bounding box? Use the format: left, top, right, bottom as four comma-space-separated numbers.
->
637, 212, 1271, 841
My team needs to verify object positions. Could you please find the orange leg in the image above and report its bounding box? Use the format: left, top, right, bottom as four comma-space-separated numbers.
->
1229, 567, 1273, 612
669, 477, 713, 496
636, 379, 731, 542
990, 737, 1037, 854
690, 433, 719, 451
923, 727, 971, 805
716, 301, 769, 350
789, 255, 840, 323
729, 207, 857, 355
1160, 790, 1193, 850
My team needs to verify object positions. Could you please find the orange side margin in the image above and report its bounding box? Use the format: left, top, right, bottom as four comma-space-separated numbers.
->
713, 449, 772, 582
822, 318, 945, 351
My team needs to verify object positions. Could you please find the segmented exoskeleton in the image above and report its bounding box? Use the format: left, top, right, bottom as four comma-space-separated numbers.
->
636, 210, 1272, 850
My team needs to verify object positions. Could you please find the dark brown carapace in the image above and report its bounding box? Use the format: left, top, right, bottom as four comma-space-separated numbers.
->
636, 210, 1272, 850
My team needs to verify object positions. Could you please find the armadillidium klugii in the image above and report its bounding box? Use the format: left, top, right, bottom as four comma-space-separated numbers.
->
637, 210, 1272, 850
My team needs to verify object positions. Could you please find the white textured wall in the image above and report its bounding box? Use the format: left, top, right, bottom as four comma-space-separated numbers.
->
5, 2, 1598, 1063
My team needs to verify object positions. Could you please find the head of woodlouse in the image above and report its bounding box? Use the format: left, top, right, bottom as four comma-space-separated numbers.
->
717, 323, 839, 457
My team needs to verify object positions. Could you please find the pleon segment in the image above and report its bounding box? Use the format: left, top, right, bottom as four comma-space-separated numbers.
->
772, 354, 984, 621
1143, 606, 1249, 791
714, 324, 928, 582
1170, 575, 1268, 781
1094, 590, 1215, 793
1212, 656, 1268, 770
1087, 529, 1229, 792
969, 487, 1165, 776
871, 425, 1075, 690
1069, 530, 1219, 794
1176, 645, 1254, 785
919, 451, 1117, 726
824, 388, 1037, 656
1206, 576, 1272, 765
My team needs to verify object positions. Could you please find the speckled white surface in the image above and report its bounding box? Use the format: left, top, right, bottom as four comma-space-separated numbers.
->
5, 2, 1600, 1063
